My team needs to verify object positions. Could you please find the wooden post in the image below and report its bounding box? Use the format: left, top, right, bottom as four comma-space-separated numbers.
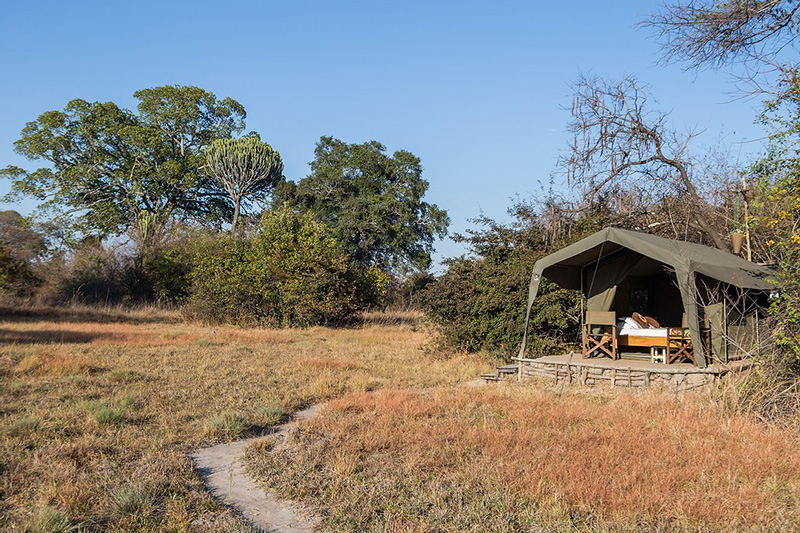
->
741, 175, 752, 262
611, 368, 617, 387
627, 368, 632, 387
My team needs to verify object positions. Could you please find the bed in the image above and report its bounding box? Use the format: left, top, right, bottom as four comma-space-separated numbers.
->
617, 314, 669, 348
616, 316, 696, 364
617, 325, 670, 348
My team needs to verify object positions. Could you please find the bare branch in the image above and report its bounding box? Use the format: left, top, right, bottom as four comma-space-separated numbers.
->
561, 75, 728, 249
644, 0, 800, 99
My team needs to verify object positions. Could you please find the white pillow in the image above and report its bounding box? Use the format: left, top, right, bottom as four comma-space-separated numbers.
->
618, 317, 642, 330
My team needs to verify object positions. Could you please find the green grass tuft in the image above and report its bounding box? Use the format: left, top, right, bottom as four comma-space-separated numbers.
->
81, 401, 125, 426
256, 404, 289, 426
108, 483, 159, 521
204, 410, 248, 439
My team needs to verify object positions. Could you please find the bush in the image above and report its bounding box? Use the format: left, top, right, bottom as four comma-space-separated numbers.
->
724, 168, 800, 426
0, 210, 45, 300
186, 206, 375, 327
54, 231, 199, 306
420, 200, 615, 358
56, 244, 130, 304
421, 254, 580, 358
0, 245, 41, 298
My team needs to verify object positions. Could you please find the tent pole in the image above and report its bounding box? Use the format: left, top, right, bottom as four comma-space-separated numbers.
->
580, 266, 585, 327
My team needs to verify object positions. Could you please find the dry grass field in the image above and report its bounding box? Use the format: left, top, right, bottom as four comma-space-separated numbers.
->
0, 306, 486, 531
246, 386, 800, 531
2, 305, 800, 532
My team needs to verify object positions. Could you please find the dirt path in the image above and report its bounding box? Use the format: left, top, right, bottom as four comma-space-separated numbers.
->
191, 404, 324, 533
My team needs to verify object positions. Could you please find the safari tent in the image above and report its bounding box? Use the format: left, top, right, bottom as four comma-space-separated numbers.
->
518, 227, 777, 368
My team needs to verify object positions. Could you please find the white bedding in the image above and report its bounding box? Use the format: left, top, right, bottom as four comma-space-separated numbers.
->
618, 327, 668, 337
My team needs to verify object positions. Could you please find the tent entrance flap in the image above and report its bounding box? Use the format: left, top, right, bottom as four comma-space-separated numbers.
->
676, 267, 707, 367
584, 253, 650, 312
517, 266, 544, 358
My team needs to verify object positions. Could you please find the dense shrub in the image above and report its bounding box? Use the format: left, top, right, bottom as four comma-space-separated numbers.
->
57, 244, 131, 304
50, 224, 212, 306
0, 211, 45, 299
722, 156, 800, 426
141, 243, 195, 304
421, 252, 580, 358
0, 245, 41, 298
420, 202, 612, 358
186, 206, 378, 326
54, 241, 193, 306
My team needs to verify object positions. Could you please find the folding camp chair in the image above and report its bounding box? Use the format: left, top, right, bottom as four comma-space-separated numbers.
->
582, 311, 617, 360
668, 327, 695, 364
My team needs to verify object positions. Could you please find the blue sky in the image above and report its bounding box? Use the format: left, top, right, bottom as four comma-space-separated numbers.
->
0, 1, 769, 268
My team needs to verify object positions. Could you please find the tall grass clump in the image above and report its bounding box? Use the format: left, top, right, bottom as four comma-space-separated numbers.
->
256, 404, 289, 426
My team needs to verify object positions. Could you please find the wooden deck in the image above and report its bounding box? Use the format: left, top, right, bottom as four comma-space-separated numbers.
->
511, 353, 749, 389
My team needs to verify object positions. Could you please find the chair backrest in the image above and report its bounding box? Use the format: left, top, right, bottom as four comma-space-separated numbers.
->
586, 311, 616, 326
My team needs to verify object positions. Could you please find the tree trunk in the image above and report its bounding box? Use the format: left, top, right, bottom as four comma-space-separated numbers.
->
231, 199, 241, 234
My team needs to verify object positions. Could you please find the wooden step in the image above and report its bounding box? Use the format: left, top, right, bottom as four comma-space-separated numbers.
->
497, 366, 518, 374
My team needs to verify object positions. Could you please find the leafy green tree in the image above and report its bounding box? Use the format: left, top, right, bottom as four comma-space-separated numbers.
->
204, 136, 284, 233
1, 85, 245, 257
276, 136, 449, 273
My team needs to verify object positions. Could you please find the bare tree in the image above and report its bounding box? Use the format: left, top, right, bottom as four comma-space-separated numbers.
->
205, 136, 284, 233
563, 75, 727, 250
645, 0, 800, 100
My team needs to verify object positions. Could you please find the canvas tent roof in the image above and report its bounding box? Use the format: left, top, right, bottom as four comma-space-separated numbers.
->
535, 227, 776, 291
518, 227, 777, 368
